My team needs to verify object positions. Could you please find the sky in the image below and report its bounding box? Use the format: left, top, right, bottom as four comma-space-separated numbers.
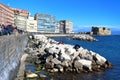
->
0, 0, 120, 34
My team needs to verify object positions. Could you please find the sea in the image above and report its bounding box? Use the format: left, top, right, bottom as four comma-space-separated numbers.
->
26, 35, 120, 80
52, 35, 120, 80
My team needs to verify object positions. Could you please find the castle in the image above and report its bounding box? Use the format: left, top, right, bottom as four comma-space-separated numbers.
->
91, 27, 111, 36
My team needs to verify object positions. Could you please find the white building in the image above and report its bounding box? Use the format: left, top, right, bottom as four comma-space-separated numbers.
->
55, 22, 60, 33
26, 16, 37, 32
59, 20, 73, 34
34, 13, 56, 33
12, 8, 29, 31
65, 21, 73, 33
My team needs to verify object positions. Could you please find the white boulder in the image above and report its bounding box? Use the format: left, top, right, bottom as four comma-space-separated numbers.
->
95, 54, 106, 65
27, 73, 38, 78
61, 52, 71, 60
78, 59, 92, 70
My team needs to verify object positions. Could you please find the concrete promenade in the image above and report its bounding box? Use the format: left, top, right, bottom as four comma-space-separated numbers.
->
33, 33, 77, 37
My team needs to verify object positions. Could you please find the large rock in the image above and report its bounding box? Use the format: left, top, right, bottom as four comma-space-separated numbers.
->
51, 58, 61, 65
65, 46, 76, 55
46, 55, 54, 63
76, 59, 92, 71
61, 52, 71, 60
73, 34, 97, 41
90, 51, 106, 65
61, 60, 69, 67
26, 73, 38, 78
74, 60, 83, 70
26, 34, 112, 73
71, 51, 80, 60
90, 51, 96, 55
73, 44, 81, 51
45, 43, 51, 48
24, 48, 34, 54
45, 62, 54, 69
79, 52, 93, 60
94, 54, 106, 65
48, 47, 60, 54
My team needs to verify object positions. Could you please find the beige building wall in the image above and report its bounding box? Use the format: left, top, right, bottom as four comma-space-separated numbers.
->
26, 16, 37, 32
59, 20, 73, 34
12, 8, 29, 31
55, 22, 60, 33
59, 21, 65, 33
65, 21, 73, 33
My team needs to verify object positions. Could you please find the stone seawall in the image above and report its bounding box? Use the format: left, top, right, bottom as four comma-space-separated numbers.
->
0, 34, 28, 80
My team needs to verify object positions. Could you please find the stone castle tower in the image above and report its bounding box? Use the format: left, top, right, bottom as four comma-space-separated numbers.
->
92, 27, 111, 35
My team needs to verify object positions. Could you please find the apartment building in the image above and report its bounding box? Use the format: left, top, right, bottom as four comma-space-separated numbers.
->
59, 21, 65, 34
55, 21, 60, 33
59, 20, 73, 34
12, 8, 29, 31
0, 3, 14, 26
35, 13, 57, 33
26, 16, 37, 32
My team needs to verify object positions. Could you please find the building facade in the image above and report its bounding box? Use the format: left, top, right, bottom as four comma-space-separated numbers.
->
59, 20, 73, 34
35, 13, 57, 33
26, 16, 37, 32
92, 27, 111, 35
12, 8, 29, 31
55, 21, 60, 33
59, 21, 65, 34
0, 3, 14, 26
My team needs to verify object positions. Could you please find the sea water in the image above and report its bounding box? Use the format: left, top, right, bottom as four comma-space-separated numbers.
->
52, 35, 120, 80
26, 35, 120, 80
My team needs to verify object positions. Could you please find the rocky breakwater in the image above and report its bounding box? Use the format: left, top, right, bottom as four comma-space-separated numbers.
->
73, 34, 97, 41
25, 35, 112, 75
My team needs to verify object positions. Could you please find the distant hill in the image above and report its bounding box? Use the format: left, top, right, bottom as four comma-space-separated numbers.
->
110, 27, 120, 35
112, 30, 120, 35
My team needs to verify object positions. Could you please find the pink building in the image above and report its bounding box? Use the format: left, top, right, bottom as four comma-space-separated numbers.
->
0, 3, 14, 26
